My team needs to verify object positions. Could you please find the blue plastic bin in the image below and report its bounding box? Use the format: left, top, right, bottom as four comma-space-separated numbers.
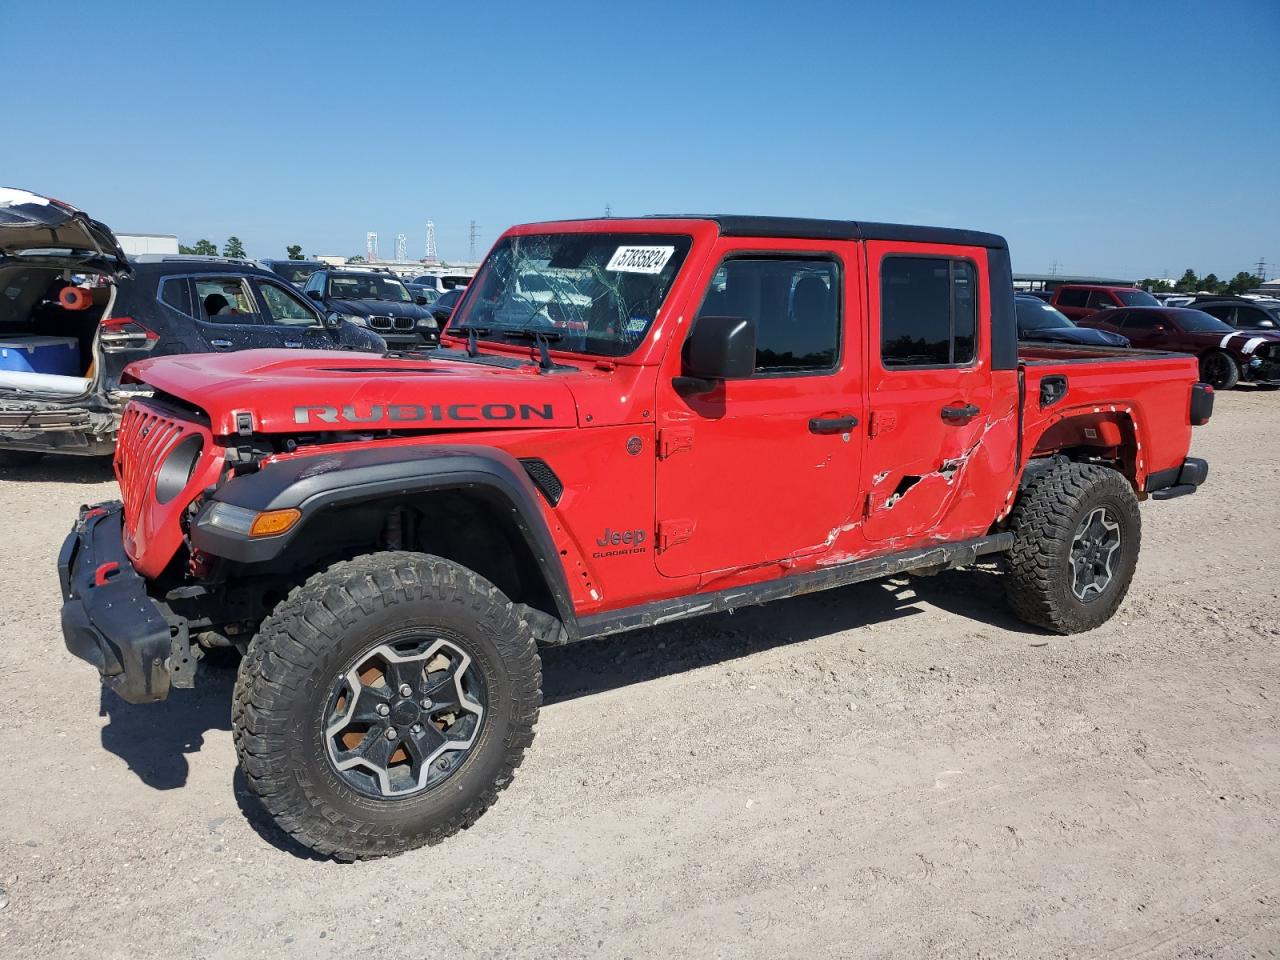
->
0, 336, 80, 377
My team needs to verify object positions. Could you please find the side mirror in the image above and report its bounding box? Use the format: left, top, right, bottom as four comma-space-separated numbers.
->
432, 308, 452, 323
677, 315, 756, 392
414, 295, 430, 306
325, 311, 343, 329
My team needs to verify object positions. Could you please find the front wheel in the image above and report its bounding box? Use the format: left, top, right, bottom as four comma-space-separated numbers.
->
1199, 350, 1239, 390
1004, 461, 1141, 634
232, 552, 541, 860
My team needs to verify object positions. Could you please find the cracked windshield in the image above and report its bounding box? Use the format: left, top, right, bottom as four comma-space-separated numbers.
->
451, 232, 693, 357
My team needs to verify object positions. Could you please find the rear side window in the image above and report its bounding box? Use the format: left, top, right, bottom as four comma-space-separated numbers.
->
159, 277, 192, 316
695, 257, 840, 374
1117, 311, 1163, 330
195, 278, 257, 323
1055, 288, 1087, 307
880, 256, 976, 367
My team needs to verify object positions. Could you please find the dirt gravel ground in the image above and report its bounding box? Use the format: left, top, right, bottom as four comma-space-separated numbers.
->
1, 388, 1277, 960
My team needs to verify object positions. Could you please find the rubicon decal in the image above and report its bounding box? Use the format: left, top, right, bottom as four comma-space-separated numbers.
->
592, 527, 648, 559
294, 403, 556, 425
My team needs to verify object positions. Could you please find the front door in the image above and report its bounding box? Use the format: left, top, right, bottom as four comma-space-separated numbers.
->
252, 277, 336, 349
655, 241, 865, 578
192, 275, 275, 351
861, 242, 995, 542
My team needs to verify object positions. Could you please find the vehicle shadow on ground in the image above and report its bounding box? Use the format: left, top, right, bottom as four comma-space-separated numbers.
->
98, 653, 235, 790
542, 562, 1044, 705
0, 456, 115, 485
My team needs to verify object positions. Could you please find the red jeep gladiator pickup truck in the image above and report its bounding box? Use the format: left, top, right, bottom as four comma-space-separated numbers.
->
58, 215, 1212, 859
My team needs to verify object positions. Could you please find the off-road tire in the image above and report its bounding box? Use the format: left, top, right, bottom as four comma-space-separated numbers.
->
232, 551, 541, 860
1004, 461, 1141, 634
1199, 350, 1239, 390
0, 450, 44, 468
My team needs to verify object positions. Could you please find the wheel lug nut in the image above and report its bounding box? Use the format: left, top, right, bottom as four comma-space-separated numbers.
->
421, 698, 433, 709
385, 727, 397, 740
411, 723, 422, 734
399, 683, 413, 697
376, 703, 390, 716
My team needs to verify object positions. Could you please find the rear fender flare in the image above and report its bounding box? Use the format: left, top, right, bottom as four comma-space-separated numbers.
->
1024, 406, 1143, 487
190, 444, 578, 638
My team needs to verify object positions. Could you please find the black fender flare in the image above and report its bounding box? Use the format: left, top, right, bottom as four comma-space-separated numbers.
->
190, 444, 578, 639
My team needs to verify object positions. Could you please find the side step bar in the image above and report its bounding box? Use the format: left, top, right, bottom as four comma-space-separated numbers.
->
577, 532, 1014, 641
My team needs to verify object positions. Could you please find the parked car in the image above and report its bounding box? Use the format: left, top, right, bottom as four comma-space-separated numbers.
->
1050, 284, 1160, 321
1015, 295, 1130, 347
61, 213, 1212, 859
1078, 305, 1280, 389
260, 259, 329, 289
412, 273, 473, 292
0, 188, 385, 464
404, 282, 440, 304
1185, 295, 1280, 331
302, 269, 439, 350
426, 287, 465, 326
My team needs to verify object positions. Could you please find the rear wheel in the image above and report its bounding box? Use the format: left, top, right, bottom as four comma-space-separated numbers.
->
1004, 461, 1141, 634
232, 551, 541, 859
0, 450, 44, 468
1199, 350, 1239, 390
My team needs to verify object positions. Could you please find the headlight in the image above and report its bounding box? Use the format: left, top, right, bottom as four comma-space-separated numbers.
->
154, 434, 203, 504
417, 317, 438, 329
340, 313, 368, 327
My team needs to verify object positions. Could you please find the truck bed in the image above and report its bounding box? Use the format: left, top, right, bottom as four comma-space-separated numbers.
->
1017, 342, 1201, 489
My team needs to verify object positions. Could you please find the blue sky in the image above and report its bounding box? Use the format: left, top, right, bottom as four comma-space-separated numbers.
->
3, 0, 1276, 279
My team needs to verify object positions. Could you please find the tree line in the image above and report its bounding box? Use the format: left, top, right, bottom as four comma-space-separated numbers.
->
1141, 269, 1262, 295
178, 239, 308, 260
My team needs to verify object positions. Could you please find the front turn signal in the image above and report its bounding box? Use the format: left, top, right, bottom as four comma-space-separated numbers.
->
248, 508, 302, 537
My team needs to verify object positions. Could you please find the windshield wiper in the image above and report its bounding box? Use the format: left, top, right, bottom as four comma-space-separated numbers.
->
450, 324, 491, 357
501, 326, 564, 371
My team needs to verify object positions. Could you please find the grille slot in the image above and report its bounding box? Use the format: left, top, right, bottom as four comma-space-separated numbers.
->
115, 404, 196, 525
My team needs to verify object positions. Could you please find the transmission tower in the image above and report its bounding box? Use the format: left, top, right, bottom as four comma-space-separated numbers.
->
395, 233, 408, 263
365, 231, 380, 262
604, 203, 612, 218
424, 220, 438, 262
469, 220, 480, 262
1257, 257, 1269, 281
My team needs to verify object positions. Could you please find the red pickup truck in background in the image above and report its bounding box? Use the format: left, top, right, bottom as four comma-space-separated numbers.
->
58, 215, 1213, 859
1051, 283, 1161, 321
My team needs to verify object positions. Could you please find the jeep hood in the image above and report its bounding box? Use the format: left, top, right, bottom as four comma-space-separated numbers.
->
0, 187, 131, 275
127, 349, 581, 436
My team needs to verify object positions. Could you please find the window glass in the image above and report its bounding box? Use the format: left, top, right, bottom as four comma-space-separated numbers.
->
880, 257, 977, 367
303, 273, 324, 296
327, 274, 413, 303
1171, 309, 1231, 333
1116, 289, 1159, 306
695, 258, 840, 374
1238, 307, 1277, 329
1056, 287, 1088, 307
1086, 290, 1116, 309
259, 281, 319, 326
195, 278, 256, 323
1197, 304, 1232, 322
159, 278, 191, 316
1117, 311, 1162, 330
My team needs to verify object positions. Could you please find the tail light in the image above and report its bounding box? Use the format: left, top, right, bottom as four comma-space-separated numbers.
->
100, 315, 159, 352
1190, 382, 1214, 426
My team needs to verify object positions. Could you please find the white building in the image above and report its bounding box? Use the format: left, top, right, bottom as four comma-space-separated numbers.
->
116, 233, 179, 256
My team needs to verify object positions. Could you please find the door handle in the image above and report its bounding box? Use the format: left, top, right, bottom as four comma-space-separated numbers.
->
809, 415, 859, 434
940, 403, 980, 422
209, 339, 232, 349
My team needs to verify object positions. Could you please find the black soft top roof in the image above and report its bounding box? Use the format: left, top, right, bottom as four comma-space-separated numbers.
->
642, 214, 1007, 250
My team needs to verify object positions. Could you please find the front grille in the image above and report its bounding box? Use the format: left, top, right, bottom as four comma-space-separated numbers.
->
115, 403, 199, 525
367, 315, 415, 332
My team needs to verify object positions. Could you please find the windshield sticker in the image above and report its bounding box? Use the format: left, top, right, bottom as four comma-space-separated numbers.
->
606, 245, 676, 274
626, 316, 649, 332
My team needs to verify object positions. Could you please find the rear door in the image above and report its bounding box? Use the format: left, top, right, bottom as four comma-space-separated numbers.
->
1111, 310, 1168, 348
191, 275, 276, 351
1054, 287, 1089, 321
654, 239, 864, 578
861, 242, 994, 542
